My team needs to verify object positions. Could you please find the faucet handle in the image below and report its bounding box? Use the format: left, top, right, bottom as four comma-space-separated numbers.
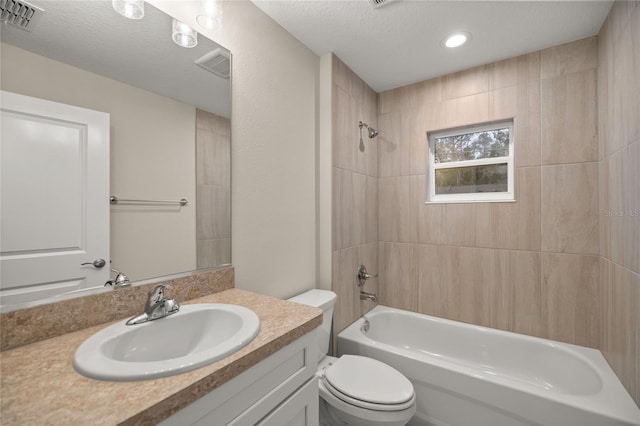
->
357, 265, 378, 287
148, 284, 171, 303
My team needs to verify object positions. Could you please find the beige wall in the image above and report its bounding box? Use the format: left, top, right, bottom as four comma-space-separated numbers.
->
0, 43, 197, 281
598, 0, 640, 405
152, 0, 320, 298
376, 37, 601, 348
331, 55, 379, 338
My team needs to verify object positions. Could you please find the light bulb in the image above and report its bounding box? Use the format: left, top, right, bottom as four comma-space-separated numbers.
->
112, 0, 144, 20
172, 19, 198, 48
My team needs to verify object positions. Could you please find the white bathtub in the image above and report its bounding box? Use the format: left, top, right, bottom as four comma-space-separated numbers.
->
337, 305, 640, 426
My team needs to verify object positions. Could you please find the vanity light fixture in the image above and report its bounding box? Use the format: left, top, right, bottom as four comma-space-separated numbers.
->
444, 32, 471, 48
196, 0, 223, 30
172, 19, 198, 48
112, 0, 144, 20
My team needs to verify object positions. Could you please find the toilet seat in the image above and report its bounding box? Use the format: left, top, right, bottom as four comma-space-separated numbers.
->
322, 355, 415, 411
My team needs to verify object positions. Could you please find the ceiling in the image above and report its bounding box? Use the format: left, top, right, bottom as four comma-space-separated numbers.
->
252, 0, 613, 93
0, 1, 231, 118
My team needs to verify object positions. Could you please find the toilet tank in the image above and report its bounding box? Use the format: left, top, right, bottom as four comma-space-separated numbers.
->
288, 289, 336, 361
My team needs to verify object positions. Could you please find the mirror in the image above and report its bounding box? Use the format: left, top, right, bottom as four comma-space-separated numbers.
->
0, 0, 231, 309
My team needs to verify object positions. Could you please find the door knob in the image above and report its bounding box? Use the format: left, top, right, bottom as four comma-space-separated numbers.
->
81, 259, 106, 268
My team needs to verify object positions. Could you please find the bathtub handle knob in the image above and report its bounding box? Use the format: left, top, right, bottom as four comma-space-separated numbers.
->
357, 265, 377, 286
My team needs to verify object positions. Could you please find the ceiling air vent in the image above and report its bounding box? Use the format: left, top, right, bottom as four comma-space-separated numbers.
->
0, 0, 43, 31
195, 48, 231, 79
369, 0, 399, 9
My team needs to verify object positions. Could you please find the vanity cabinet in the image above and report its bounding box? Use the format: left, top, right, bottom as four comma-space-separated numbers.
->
159, 329, 319, 426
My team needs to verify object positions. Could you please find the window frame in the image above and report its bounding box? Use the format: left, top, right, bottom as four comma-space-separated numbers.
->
426, 119, 515, 204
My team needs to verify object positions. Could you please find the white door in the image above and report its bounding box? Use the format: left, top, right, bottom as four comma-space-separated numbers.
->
0, 91, 110, 308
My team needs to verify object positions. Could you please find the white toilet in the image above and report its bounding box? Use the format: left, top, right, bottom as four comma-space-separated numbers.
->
289, 289, 416, 426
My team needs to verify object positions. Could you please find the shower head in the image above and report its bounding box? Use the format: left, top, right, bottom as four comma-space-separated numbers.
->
359, 121, 379, 139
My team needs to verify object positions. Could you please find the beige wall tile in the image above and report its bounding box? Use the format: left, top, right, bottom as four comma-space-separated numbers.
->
443, 65, 489, 99
441, 204, 477, 247
333, 85, 357, 171
409, 175, 446, 246
599, 4, 640, 404
607, 150, 625, 265
543, 253, 600, 348
489, 167, 541, 251
488, 85, 516, 122
488, 57, 518, 90
442, 92, 489, 129
456, 246, 492, 327
406, 108, 428, 176
366, 174, 379, 245
540, 36, 597, 79
333, 54, 352, 95
602, 261, 639, 399
378, 112, 402, 178
331, 242, 380, 346
494, 250, 544, 337
332, 247, 357, 335
599, 158, 611, 260
196, 185, 230, 240
597, 36, 610, 163
197, 238, 231, 268
541, 69, 598, 165
333, 169, 374, 250
515, 80, 541, 167
415, 244, 450, 319
541, 162, 599, 255
622, 141, 640, 273
196, 128, 231, 187
516, 52, 541, 86
196, 109, 230, 136
378, 176, 410, 243
357, 243, 379, 315
611, 20, 640, 155
378, 242, 417, 311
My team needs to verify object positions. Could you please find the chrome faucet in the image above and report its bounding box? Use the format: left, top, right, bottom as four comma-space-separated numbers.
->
104, 268, 131, 288
360, 291, 377, 302
126, 284, 180, 325
357, 265, 378, 302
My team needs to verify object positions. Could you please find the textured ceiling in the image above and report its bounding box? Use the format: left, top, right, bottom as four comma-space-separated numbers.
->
252, 0, 613, 92
0, 1, 231, 118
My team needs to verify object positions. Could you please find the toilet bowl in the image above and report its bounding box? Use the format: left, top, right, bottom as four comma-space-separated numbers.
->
288, 290, 416, 426
317, 355, 416, 426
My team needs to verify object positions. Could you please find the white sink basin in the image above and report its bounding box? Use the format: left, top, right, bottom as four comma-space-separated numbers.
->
74, 303, 261, 381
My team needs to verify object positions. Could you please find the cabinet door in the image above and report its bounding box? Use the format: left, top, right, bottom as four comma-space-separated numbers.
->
257, 378, 319, 426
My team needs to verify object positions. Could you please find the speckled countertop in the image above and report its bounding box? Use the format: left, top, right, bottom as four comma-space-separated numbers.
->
0, 289, 322, 426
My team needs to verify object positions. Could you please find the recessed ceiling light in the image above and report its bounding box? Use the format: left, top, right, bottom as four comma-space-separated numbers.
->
444, 32, 471, 48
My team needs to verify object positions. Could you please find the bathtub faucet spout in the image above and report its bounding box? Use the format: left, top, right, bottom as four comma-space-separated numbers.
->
360, 291, 377, 302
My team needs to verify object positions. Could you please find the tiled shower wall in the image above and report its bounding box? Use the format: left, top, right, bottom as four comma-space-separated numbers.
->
330, 2, 638, 405
598, 1, 640, 404
331, 56, 379, 338
377, 37, 601, 348
196, 109, 231, 268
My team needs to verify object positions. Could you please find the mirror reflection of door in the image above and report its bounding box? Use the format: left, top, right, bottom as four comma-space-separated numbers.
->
0, 91, 110, 305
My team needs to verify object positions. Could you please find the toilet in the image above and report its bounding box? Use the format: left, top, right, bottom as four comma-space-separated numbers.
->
289, 289, 416, 426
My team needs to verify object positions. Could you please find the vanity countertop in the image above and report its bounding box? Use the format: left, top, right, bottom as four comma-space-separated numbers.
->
0, 289, 322, 425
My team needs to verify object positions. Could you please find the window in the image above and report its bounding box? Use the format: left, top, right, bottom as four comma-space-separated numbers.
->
427, 120, 514, 203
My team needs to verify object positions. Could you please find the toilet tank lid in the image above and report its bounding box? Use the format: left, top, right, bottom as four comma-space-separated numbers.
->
288, 289, 336, 310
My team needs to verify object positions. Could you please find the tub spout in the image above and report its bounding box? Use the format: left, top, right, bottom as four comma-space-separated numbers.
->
360, 291, 377, 302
